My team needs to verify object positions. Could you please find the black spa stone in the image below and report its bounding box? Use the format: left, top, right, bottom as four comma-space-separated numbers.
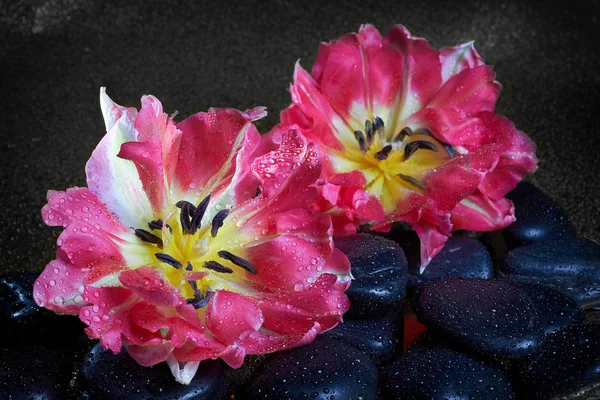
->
414, 278, 563, 358
408, 236, 494, 287
0, 271, 85, 347
78, 343, 230, 400
503, 182, 575, 248
502, 238, 600, 306
323, 310, 402, 364
515, 323, 600, 399
0, 344, 71, 399
382, 347, 515, 399
334, 234, 407, 318
239, 336, 379, 400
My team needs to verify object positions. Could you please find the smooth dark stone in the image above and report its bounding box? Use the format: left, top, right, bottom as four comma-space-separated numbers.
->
0, 271, 85, 347
515, 323, 600, 399
503, 182, 575, 248
502, 238, 600, 307
78, 343, 229, 400
323, 310, 402, 364
240, 336, 379, 400
408, 236, 494, 287
334, 234, 407, 318
0, 344, 70, 399
414, 278, 547, 358
383, 347, 515, 399
510, 281, 583, 335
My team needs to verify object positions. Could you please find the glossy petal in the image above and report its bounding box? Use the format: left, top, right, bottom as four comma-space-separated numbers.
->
34, 251, 88, 314
86, 89, 155, 228
206, 290, 263, 345
451, 191, 515, 231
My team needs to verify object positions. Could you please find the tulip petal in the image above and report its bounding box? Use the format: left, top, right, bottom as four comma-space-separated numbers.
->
426, 65, 501, 115
34, 251, 88, 314
439, 41, 485, 85
174, 107, 266, 206
86, 89, 155, 228
119, 267, 182, 308
451, 191, 515, 231
206, 290, 263, 346
258, 274, 349, 335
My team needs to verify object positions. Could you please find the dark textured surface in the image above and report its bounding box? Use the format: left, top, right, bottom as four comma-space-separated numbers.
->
1, 0, 599, 273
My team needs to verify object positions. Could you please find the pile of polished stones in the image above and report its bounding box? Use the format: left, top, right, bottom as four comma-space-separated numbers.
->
1, 181, 599, 399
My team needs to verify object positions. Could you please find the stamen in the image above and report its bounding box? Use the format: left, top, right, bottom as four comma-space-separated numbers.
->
189, 195, 211, 235
188, 279, 198, 292
211, 209, 230, 237
179, 202, 193, 234
134, 229, 163, 248
218, 250, 257, 274
374, 145, 393, 161
203, 260, 233, 274
403, 140, 439, 161
397, 173, 428, 190
365, 120, 374, 143
187, 290, 212, 309
394, 126, 413, 143
170, 110, 179, 120
413, 128, 433, 136
176, 200, 197, 214
155, 253, 183, 269
148, 219, 163, 230
354, 130, 368, 153
373, 116, 385, 139
443, 143, 456, 158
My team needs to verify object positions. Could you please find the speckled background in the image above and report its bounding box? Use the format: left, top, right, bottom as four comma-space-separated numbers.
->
1, 0, 599, 274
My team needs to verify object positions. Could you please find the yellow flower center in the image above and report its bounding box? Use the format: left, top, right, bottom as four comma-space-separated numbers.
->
333, 117, 453, 213
131, 196, 257, 308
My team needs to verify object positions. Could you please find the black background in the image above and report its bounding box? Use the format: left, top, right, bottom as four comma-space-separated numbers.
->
1, 0, 599, 274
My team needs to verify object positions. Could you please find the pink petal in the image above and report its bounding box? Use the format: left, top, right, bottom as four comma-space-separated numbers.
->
251, 129, 321, 212
451, 191, 515, 231
86, 89, 155, 228
316, 24, 383, 126
287, 65, 347, 152
206, 290, 264, 345
42, 187, 129, 237
240, 322, 321, 355
34, 251, 88, 314
476, 112, 538, 199
174, 107, 266, 204
381, 24, 442, 122
426, 65, 501, 115
126, 342, 173, 367
258, 274, 349, 335
439, 41, 485, 84
412, 216, 451, 272
80, 286, 137, 352
119, 267, 182, 307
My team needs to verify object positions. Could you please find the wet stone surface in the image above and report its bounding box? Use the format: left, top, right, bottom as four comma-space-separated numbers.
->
414, 278, 583, 358
0, 344, 71, 399
503, 182, 575, 248
515, 323, 600, 400
383, 346, 515, 400
408, 236, 494, 287
239, 336, 379, 400
323, 310, 402, 364
334, 234, 407, 318
78, 343, 230, 400
0, 271, 85, 348
502, 238, 600, 307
